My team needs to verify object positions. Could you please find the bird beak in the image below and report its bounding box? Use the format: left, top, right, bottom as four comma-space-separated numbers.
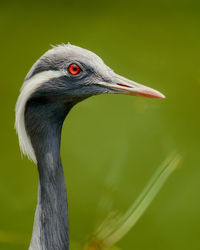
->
99, 73, 165, 99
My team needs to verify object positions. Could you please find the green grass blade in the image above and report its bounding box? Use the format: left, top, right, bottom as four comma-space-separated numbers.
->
102, 154, 181, 248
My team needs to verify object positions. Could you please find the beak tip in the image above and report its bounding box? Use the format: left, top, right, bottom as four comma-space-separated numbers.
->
157, 92, 166, 99
137, 89, 166, 99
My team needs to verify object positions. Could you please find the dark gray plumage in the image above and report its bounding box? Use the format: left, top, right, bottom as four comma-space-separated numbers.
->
15, 44, 164, 250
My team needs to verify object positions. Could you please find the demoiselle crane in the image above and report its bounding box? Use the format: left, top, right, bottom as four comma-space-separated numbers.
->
15, 44, 164, 250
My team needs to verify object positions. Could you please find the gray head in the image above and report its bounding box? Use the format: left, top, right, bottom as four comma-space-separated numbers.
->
15, 43, 165, 163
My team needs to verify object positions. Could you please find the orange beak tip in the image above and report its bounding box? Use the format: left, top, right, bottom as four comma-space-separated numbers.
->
135, 89, 166, 99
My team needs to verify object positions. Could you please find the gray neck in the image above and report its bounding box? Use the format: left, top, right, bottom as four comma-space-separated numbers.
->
30, 134, 69, 250
25, 100, 72, 250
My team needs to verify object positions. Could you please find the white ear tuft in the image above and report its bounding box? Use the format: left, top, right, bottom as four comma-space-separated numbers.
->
15, 70, 65, 164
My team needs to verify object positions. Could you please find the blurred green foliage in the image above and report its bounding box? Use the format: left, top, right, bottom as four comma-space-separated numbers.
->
0, 0, 200, 249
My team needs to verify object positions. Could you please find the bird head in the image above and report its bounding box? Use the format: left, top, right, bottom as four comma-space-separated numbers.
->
24, 43, 165, 102
15, 44, 165, 163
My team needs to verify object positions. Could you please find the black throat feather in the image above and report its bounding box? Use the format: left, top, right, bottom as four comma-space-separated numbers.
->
25, 95, 73, 250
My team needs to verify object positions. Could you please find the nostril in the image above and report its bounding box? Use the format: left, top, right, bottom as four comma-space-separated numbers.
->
117, 83, 132, 88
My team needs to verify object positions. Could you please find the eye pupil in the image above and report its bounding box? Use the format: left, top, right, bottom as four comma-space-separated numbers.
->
68, 63, 81, 75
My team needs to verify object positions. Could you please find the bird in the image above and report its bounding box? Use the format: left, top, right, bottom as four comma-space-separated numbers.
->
15, 43, 165, 250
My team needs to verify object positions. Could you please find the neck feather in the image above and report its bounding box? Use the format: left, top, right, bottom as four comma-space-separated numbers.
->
25, 100, 71, 250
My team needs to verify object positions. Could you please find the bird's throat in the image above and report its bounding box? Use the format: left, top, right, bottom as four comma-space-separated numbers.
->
25, 101, 71, 250
30, 149, 69, 250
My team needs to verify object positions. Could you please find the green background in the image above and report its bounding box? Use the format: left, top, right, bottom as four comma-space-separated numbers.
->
1, 0, 200, 249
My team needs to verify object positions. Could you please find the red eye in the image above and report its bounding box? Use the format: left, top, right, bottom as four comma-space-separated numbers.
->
68, 63, 81, 75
